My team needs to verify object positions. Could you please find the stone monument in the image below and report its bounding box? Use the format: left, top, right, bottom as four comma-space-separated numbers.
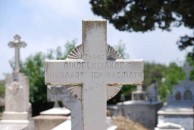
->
45, 20, 144, 130
0, 35, 30, 130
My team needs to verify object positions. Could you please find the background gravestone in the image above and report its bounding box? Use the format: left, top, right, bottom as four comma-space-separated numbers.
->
0, 35, 30, 130
47, 86, 83, 130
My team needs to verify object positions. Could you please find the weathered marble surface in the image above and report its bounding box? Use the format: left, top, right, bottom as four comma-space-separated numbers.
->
45, 20, 144, 130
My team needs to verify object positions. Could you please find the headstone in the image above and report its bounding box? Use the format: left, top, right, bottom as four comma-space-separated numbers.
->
47, 86, 83, 130
45, 20, 144, 130
0, 35, 30, 129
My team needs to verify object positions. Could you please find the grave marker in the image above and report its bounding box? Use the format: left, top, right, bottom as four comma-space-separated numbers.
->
45, 20, 144, 130
8, 34, 27, 73
0, 35, 30, 130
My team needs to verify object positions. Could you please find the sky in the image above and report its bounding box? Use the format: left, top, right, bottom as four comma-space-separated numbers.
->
0, 0, 192, 80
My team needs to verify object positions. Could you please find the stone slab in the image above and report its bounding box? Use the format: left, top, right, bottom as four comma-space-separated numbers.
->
52, 119, 71, 130
0, 120, 29, 130
52, 118, 117, 130
33, 115, 68, 130
2, 112, 28, 120
0, 124, 28, 130
40, 107, 70, 116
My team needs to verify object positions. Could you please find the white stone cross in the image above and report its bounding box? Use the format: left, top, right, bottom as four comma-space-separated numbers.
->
45, 20, 144, 130
8, 34, 27, 73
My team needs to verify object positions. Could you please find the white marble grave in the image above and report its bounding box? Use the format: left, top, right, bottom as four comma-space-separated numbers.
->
0, 35, 30, 130
45, 20, 144, 130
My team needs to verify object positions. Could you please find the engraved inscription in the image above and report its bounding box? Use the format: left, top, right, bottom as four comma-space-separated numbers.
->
62, 61, 141, 70
48, 72, 84, 79
47, 71, 143, 79
84, 54, 105, 60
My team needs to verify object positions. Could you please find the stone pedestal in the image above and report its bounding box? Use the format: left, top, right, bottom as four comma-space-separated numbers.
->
0, 122, 29, 130
2, 73, 29, 120
33, 107, 70, 130
0, 73, 30, 130
2, 112, 28, 120
34, 115, 68, 130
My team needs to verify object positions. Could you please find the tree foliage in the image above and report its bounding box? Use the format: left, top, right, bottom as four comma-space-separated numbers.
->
111, 41, 185, 102
159, 62, 185, 101
0, 80, 5, 97
144, 62, 167, 87
141, 62, 185, 101
90, 0, 194, 58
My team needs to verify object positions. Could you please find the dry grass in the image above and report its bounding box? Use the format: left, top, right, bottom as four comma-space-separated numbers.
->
112, 116, 148, 130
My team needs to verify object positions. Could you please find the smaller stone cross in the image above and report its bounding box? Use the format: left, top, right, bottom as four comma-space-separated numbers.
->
8, 34, 27, 73
137, 85, 143, 92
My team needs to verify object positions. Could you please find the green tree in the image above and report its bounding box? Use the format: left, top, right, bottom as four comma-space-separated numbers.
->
90, 0, 194, 58
144, 62, 167, 87
159, 62, 185, 101
0, 80, 5, 97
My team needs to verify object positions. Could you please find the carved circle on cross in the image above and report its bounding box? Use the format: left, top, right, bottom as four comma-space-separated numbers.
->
66, 44, 123, 100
